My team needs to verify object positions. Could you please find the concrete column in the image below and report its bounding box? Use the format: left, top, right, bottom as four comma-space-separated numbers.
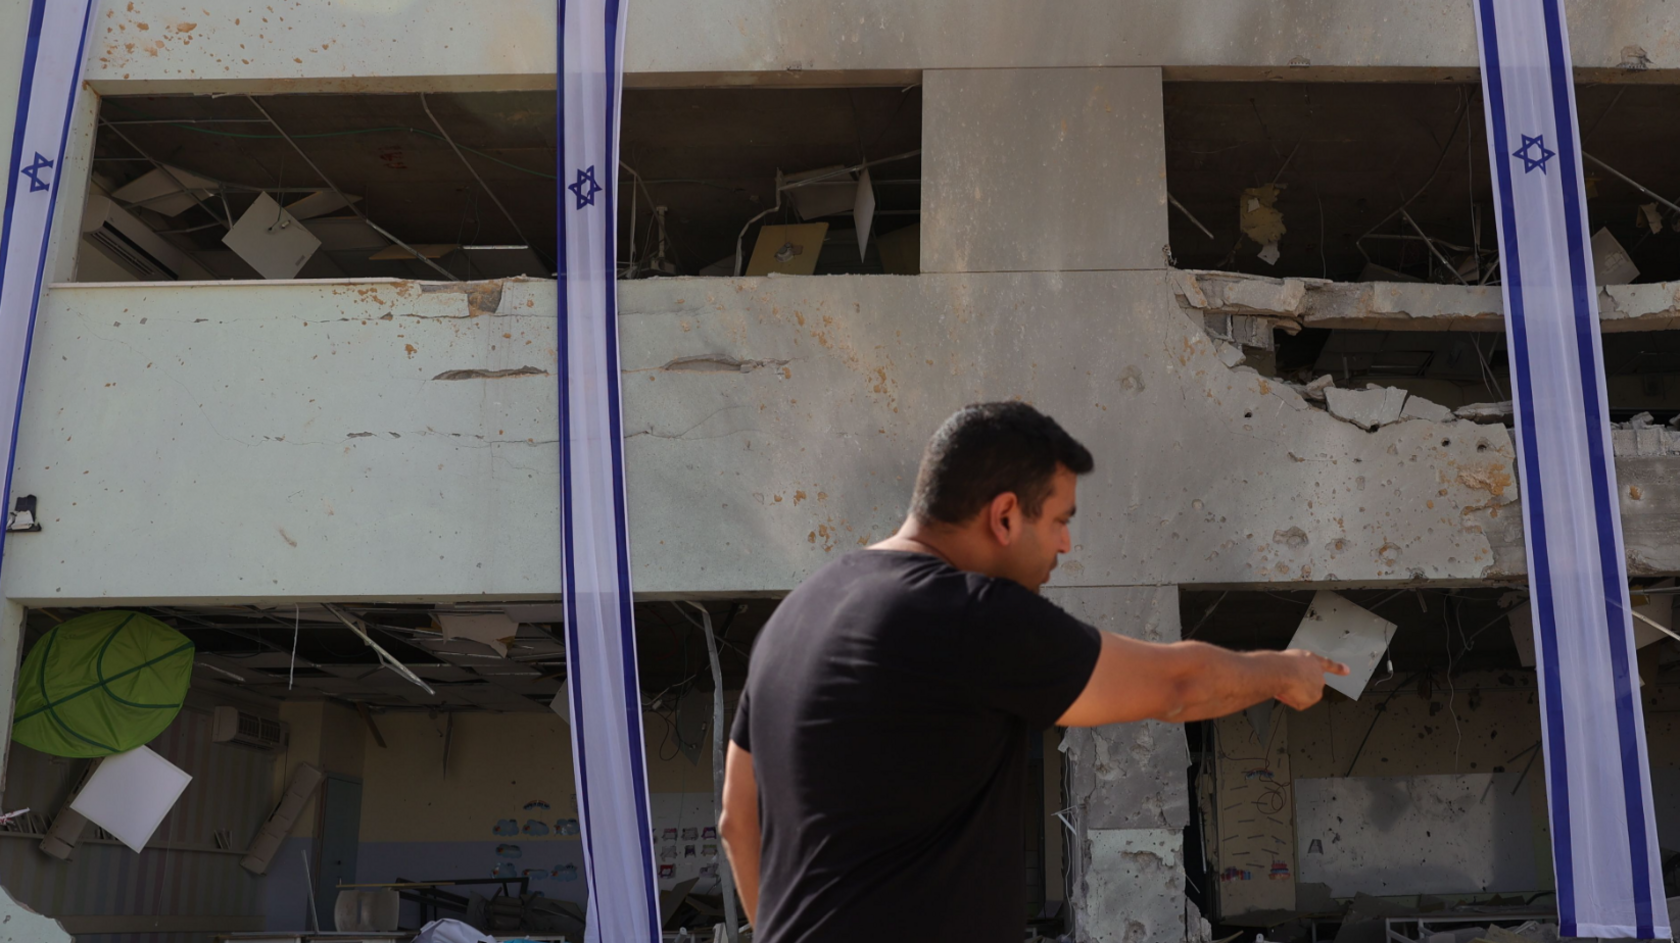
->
920, 67, 1167, 274
1048, 586, 1200, 943
927, 61, 1184, 943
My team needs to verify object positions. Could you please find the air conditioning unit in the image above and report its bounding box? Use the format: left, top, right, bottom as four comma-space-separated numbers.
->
212, 706, 287, 751
81, 193, 186, 281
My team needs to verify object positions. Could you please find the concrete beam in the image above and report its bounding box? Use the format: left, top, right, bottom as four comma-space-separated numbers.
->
58, 0, 1680, 94
1172, 269, 1680, 334
7, 271, 1678, 604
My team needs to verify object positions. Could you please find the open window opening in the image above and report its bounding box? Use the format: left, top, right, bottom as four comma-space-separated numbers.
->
79, 85, 921, 285
1165, 82, 1680, 284
0, 599, 775, 939
1179, 585, 1680, 943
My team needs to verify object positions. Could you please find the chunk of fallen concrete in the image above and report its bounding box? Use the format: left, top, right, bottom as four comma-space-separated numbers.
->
1215, 341, 1246, 368
1325, 386, 1407, 430
1302, 373, 1334, 402
1400, 395, 1456, 424
0, 881, 70, 942
1456, 401, 1513, 423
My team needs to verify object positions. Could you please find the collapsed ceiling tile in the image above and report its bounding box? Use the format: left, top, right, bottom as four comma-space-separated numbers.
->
222, 193, 322, 280
110, 166, 217, 217
438, 613, 521, 657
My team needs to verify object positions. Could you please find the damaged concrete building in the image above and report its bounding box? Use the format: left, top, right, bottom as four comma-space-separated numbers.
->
3, 1, 1680, 941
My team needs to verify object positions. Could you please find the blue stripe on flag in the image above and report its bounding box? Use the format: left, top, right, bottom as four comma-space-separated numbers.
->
1473, 0, 1577, 930
553, 0, 603, 912
0, 0, 90, 578
1537, 2, 1655, 933
600, 0, 661, 928
0, 0, 46, 285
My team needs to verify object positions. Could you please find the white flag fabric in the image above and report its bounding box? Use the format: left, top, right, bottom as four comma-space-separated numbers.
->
557, 0, 661, 940
1473, 1, 1666, 937
0, 0, 97, 569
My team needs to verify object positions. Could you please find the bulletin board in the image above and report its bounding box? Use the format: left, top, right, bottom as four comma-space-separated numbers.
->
1210, 709, 1297, 917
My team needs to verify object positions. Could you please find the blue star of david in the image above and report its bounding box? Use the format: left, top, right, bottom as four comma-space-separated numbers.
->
20, 152, 54, 193
1512, 134, 1556, 175
567, 165, 602, 210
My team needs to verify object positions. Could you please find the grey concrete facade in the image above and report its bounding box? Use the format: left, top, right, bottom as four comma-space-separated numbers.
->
3, 2, 1680, 941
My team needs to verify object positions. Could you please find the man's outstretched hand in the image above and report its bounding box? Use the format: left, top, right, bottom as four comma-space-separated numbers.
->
1272, 649, 1350, 710
1058, 635, 1354, 727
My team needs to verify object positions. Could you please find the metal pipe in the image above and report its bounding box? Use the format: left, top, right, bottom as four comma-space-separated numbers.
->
733, 181, 783, 277
244, 96, 462, 282
96, 119, 231, 226
776, 148, 921, 192
1583, 152, 1680, 217
1168, 193, 1215, 240
102, 117, 273, 126
419, 93, 552, 271
684, 602, 742, 943
323, 604, 437, 695
1399, 209, 1469, 286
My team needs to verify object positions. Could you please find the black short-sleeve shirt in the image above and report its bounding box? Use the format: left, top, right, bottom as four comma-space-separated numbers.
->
730, 550, 1102, 943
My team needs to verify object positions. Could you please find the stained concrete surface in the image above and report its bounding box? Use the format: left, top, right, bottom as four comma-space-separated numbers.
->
1077, 828, 1192, 943
921, 68, 1168, 274
0, 271, 1544, 604
55, 0, 1680, 95
1052, 588, 1191, 832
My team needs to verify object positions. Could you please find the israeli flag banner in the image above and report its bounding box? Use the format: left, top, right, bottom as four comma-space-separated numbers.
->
1473, 1, 1667, 936
0, 0, 97, 570
557, 0, 662, 939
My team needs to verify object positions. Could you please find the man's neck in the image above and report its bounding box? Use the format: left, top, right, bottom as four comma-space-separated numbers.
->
871, 520, 990, 574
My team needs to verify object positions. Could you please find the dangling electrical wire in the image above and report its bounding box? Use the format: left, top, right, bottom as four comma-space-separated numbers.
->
288, 603, 299, 691
677, 601, 742, 943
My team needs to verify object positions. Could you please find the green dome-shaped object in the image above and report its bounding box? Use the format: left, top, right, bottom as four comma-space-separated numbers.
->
12, 611, 194, 758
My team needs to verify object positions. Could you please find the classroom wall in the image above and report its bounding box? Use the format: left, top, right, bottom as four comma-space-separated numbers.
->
1205, 667, 1680, 917
0, 708, 273, 943
349, 706, 731, 922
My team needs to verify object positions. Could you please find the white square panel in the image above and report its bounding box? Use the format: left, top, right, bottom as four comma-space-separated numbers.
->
1286, 591, 1396, 700
71, 746, 192, 853
222, 192, 321, 279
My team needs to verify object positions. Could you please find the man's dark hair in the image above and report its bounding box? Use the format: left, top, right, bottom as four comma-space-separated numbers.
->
909, 402, 1095, 525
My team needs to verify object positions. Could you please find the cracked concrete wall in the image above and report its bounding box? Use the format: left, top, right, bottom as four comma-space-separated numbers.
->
1172, 270, 1680, 333
1, 278, 561, 603
18, 267, 1680, 603
0, 883, 68, 943
55, 0, 1680, 96
12, 268, 1670, 604
1077, 829, 1196, 943
1048, 589, 1194, 943
1051, 588, 1190, 834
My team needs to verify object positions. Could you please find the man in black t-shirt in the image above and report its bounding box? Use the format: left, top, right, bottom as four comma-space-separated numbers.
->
720, 402, 1346, 943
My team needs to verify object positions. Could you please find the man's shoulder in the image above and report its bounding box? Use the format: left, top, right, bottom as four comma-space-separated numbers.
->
767, 550, 971, 630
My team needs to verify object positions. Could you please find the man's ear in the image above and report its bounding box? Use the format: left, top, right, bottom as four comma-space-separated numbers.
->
987, 492, 1020, 546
